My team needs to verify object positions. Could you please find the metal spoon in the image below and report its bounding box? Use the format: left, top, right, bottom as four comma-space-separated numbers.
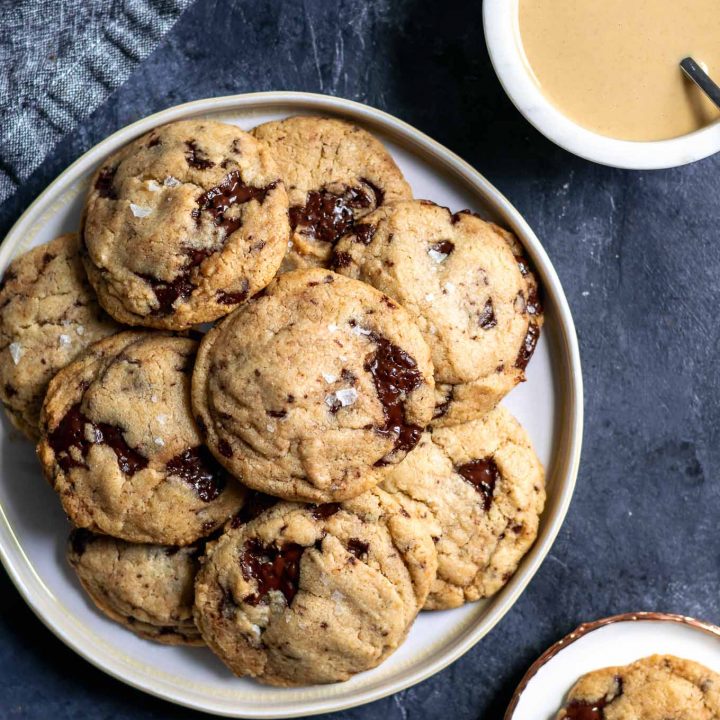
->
680, 56, 720, 109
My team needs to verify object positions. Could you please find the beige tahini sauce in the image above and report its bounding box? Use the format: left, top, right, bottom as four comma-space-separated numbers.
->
518, 0, 720, 141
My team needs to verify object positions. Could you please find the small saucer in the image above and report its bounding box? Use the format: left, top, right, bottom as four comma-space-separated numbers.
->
505, 612, 720, 719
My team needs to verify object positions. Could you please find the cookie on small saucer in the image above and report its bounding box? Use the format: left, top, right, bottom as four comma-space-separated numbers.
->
38, 331, 245, 545
253, 116, 412, 270
333, 201, 543, 425
67, 528, 203, 645
557, 654, 720, 720
82, 119, 289, 329
193, 489, 437, 685
0, 233, 119, 439
381, 405, 545, 609
192, 269, 435, 503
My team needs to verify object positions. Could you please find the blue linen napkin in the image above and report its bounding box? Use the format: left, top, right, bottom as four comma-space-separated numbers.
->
0, 0, 193, 205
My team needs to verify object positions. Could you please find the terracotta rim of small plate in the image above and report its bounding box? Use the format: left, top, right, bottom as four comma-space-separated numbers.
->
504, 611, 720, 719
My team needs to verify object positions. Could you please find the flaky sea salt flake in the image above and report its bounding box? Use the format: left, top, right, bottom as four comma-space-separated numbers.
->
9, 342, 23, 365
130, 203, 152, 218
350, 323, 370, 336
428, 248, 449, 263
59, 334, 72, 348
164, 176, 181, 187
334, 388, 358, 407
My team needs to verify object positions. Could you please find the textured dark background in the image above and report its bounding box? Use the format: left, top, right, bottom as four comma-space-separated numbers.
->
1, 1, 719, 718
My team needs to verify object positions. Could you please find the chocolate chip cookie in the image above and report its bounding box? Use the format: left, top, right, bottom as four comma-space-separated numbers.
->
193, 488, 437, 685
0, 234, 120, 439
381, 405, 545, 609
557, 655, 720, 720
333, 201, 543, 426
67, 528, 203, 645
82, 120, 289, 329
38, 331, 246, 544
252, 116, 412, 270
192, 269, 435, 503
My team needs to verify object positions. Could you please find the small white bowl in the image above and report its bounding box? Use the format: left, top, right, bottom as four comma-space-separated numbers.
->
483, 0, 720, 170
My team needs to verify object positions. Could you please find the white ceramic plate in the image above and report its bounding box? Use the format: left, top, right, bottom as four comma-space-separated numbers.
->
0, 92, 582, 718
506, 613, 720, 719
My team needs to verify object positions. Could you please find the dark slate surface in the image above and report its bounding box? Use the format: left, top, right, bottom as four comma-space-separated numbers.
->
1, 1, 719, 718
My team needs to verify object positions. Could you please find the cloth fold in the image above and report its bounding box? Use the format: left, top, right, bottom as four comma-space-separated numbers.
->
0, 0, 193, 205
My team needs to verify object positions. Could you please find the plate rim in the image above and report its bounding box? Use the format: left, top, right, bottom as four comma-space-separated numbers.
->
504, 612, 720, 719
0, 91, 584, 718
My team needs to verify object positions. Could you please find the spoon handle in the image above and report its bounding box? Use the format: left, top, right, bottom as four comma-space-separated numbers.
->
680, 57, 720, 110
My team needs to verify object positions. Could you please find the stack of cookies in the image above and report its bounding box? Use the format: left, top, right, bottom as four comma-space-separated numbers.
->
0, 116, 546, 686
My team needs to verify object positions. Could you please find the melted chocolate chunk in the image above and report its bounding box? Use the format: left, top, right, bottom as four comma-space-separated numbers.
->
194, 170, 277, 235
430, 240, 455, 256
216, 278, 250, 305
361, 177, 385, 206
141, 247, 216, 314
240, 538, 304, 605
564, 677, 623, 720
141, 272, 195, 314
346, 538, 369, 559
45, 413, 84, 464
230, 490, 277, 527
48, 403, 147, 475
331, 250, 352, 270
95, 167, 117, 199
185, 140, 214, 170
267, 409, 287, 419
478, 298, 497, 329
289, 180, 380, 245
147, 135, 161, 148
360, 327, 424, 463
217, 439, 233, 458
69, 528, 94, 556
309, 503, 341, 520
4, 383, 16, 398
515, 321, 540, 370
353, 223, 376, 245
433, 386, 453, 419
456, 457, 500, 511
166, 446, 227, 502
96, 422, 149, 475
